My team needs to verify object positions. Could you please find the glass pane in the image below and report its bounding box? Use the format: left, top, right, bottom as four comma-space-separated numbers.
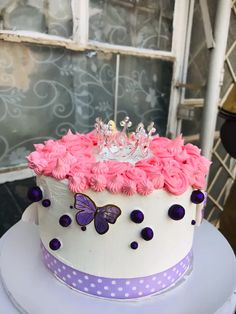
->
0, 42, 173, 169
89, 0, 174, 51
181, 109, 224, 137
0, 0, 72, 37
186, 2, 211, 99
117, 56, 172, 135
0, 42, 116, 168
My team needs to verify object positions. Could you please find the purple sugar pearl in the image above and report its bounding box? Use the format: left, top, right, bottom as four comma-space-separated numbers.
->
59, 215, 72, 227
42, 199, 51, 207
27, 186, 43, 202
130, 241, 138, 249
191, 219, 196, 225
191, 190, 205, 204
130, 210, 144, 224
141, 227, 154, 241
81, 226, 87, 231
168, 204, 185, 220
49, 238, 61, 251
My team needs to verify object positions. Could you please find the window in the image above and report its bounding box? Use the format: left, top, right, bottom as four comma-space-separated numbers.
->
0, 0, 191, 179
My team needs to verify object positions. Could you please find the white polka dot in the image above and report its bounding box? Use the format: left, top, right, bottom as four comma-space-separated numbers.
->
150, 288, 155, 293
163, 272, 167, 277
104, 286, 109, 290
171, 278, 175, 283
132, 286, 137, 291
66, 274, 71, 279
72, 271, 77, 275
176, 270, 179, 274
90, 283, 96, 288
125, 293, 129, 297
118, 287, 123, 291
172, 267, 176, 271
125, 281, 130, 285
139, 279, 144, 284
162, 284, 166, 288
111, 293, 116, 297
178, 273, 182, 277
84, 287, 89, 292
152, 276, 156, 281
183, 264, 186, 269
157, 280, 162, 285
62, 265, 66, 270
47, 263, 51, 268
72, 282, 77, 287
62, 277, 66, 281
45, 255, 48, 260
145, 284, 150, 289
53, 259, 57, 264
97, 291, 102, 295
57, 268, 61, 273
167, 276, 171, 280
78, 279, 83, 284
138, 292, 143, 296
111, 280, 116, 285
180, 262, 183, 266
84, 275, 89, 280
50, 262, 54, 266
97, 278, 102, 283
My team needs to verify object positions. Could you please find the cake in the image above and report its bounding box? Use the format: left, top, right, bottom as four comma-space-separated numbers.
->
23, 117, 210, 300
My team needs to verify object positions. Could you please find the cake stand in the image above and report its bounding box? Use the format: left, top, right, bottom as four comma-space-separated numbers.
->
0, 220, 236, 314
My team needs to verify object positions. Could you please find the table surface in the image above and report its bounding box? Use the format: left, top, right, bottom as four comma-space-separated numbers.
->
0, 220, 236, 314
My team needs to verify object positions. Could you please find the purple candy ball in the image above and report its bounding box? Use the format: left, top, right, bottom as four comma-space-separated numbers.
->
42, 199, 51, 207
49, 238, 61, 251
130, 210, 144, 224
168, 204, 185, 220
141, 227, 154, 241
191, 190, 205, 204
130, 241, 138, 249
81, 226, 87, 231
59, 215, 72, 227
27, 186, 43, 202
191, 219, 196, 225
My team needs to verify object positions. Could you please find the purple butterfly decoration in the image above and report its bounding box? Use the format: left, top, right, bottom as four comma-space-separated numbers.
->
74, 193, 121, 235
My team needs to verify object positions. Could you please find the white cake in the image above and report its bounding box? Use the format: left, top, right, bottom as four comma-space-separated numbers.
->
24, 118, 210, 299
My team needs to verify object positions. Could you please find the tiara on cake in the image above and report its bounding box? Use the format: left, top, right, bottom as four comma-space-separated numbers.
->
94, 116, 156, 162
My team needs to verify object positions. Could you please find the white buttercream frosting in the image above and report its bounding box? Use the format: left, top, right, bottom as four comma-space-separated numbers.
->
37, 176, 198, 278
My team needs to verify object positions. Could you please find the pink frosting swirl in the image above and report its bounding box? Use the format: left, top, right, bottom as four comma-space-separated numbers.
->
163, 167, 188, 195
122, 179, 137, 196
91, 161, 109, 174
106, 175, 124, 193
137, 179, 154, 195
52, 158, 70, 180
191, 171, 206, 189
124, 167, 146, 182
68, 173, 88, 193
90, 174, 107, 192
107, 161, 129, 175
149, 173, 165, 189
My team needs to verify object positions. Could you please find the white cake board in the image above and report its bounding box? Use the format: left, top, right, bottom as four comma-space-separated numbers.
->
0, 220, 236, 314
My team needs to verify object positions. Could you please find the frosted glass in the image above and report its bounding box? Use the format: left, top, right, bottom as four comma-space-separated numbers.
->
0, 42, 172, 168
89, 0, 174, 51
0, 0, 72, 37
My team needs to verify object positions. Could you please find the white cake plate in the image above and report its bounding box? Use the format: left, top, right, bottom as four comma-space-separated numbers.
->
0, 220, 236, 314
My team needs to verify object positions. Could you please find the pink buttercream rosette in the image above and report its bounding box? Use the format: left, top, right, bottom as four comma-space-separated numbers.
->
27, 131, 211, 196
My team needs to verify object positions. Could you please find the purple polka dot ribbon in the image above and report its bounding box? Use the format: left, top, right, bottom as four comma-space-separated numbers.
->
41, 244, 192, 299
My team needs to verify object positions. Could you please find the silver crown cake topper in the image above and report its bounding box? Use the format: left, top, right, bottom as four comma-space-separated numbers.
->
94, 116, 156, 162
